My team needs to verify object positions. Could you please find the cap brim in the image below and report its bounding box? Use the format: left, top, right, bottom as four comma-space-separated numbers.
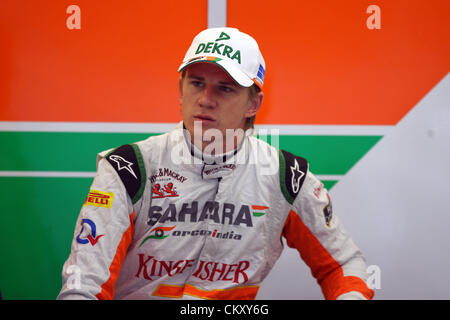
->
178, 57, 254, 88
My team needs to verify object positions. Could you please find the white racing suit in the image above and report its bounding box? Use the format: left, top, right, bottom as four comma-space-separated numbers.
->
57, 123, 374, 300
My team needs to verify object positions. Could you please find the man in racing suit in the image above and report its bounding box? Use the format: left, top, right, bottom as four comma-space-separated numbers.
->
57, 27, 374, 300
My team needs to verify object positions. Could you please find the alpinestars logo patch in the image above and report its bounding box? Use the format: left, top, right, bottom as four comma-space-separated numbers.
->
279, 150, 308, 205
290, 159, 305, 193
109, 154, 137, 179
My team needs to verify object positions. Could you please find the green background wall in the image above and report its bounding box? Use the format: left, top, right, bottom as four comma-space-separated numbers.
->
0, 131, 380, 299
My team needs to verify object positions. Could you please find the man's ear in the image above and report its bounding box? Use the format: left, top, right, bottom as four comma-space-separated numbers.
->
245, 91, 264, 118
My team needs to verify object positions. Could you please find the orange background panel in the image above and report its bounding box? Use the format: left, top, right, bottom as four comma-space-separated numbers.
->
0, 1, 449, 125
228, 0, 450, 125
0, 0, 206, 122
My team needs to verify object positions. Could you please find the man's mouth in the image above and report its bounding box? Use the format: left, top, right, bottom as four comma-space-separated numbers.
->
193, 114, 216, 122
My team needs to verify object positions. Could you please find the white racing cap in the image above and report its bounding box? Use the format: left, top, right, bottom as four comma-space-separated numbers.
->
178, 27, 266, 89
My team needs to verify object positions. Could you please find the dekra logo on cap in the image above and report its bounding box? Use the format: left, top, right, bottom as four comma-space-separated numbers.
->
195, 32, 241, 64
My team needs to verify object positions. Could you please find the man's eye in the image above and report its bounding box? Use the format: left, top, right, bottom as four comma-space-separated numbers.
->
191, 81, 204, 87
219, 86, 233, 93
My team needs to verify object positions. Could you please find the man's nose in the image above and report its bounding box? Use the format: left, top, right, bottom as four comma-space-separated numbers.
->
198, 85, 216, 108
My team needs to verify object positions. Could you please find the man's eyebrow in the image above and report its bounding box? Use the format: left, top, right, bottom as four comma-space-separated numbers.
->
186, 74, 239, 87
187, 74, 204, 81
218, 80, 239, 87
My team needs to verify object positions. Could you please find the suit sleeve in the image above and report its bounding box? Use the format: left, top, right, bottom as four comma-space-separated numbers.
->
282, 171, 374, 300
57, 157, 135, 300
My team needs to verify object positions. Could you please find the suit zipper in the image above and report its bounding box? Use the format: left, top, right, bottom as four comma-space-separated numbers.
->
215, 177, 222, 197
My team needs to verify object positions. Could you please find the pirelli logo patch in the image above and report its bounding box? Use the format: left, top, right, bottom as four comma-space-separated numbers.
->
85, 190, 114, 208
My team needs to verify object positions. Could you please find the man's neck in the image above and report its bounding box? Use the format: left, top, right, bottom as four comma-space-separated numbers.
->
182, 124, 247, 164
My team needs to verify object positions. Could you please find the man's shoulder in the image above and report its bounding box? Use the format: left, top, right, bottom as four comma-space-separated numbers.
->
277, 149, 309, 205
247, 135, 309, 204
247, 134, 309, 167
98, 143, 147, 204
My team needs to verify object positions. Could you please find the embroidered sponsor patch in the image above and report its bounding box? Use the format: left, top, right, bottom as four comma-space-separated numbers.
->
76, 218, 104, 246
152, 182, 179, 199
279, 150, 308, 204
84, 190, 114, 208
109, 154, 138, 179
105, 144, 145, 204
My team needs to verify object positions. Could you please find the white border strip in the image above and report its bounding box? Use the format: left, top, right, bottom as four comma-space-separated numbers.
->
208, 0, 227, 28
0, 171, 96, 178
254, 124, 393, 136
0, 121, 393, 135
316, 175, 343, 181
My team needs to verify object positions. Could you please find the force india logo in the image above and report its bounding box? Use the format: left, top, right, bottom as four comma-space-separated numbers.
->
139, 225, 242, 248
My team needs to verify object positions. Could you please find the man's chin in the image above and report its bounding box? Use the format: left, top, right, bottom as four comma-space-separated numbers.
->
192, 118, 217, 129
191, 120, 220, 135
